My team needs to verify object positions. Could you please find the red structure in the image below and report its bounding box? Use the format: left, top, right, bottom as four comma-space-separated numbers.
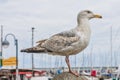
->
91, 70, 97, 77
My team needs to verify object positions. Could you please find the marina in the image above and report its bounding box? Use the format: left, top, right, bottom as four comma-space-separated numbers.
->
0, 66, 120, 80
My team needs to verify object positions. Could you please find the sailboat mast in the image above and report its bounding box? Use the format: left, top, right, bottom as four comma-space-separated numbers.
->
90, 46, 93, 71
110, 26, 113, 67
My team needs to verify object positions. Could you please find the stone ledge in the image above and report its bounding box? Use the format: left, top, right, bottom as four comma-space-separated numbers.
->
52, 72, 88, 80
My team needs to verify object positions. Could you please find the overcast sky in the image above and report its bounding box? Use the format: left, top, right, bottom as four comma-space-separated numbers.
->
0, 0, 120, 69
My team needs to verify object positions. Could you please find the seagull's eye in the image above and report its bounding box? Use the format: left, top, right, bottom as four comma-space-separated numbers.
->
86, 11, 91, 13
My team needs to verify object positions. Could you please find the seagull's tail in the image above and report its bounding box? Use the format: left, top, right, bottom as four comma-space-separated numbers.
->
21, 47, 45, 53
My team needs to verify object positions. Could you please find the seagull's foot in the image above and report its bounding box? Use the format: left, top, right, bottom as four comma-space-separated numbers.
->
69, 70, 79, 77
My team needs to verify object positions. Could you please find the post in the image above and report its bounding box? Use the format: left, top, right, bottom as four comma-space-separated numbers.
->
15, 39, 19, 80
0, 25, 3, 67
31, 27, 35, 76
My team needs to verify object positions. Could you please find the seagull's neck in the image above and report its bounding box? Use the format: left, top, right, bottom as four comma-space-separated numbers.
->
77, 18, 91, 34
77, 18, 90, 27
77, 18, 90, 31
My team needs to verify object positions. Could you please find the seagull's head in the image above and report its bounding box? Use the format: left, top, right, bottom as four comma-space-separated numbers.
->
78, 10, 102, 20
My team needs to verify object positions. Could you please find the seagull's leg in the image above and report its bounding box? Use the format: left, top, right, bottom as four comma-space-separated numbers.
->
65, 56, 79, 77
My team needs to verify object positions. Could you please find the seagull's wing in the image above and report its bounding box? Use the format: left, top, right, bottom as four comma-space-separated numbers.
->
41, 30, 80, 53
21, 30, 81, 54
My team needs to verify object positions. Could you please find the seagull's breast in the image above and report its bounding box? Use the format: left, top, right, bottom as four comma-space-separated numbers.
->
68, 29, 91, 55
77, 28, 91, 42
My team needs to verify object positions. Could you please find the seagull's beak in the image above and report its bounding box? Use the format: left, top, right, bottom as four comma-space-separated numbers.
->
94, 14, 102, 18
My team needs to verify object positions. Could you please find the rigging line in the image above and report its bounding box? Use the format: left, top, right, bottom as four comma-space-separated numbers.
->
113, 26, 120, 66
113, 50, 117, 66
115, 45, 120, 66
90, 46, 94, 69
81, 51, 85, 67
114, 26, 120, 40
75, 55, 77, 67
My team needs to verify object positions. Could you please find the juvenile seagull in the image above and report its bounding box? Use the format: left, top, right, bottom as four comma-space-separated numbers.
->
21, 10, 102, 76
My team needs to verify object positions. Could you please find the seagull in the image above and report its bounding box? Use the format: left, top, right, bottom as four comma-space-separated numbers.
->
21, 10, 102, 76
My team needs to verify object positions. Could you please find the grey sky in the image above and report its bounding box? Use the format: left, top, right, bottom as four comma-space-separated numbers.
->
0, 0, 120, 68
